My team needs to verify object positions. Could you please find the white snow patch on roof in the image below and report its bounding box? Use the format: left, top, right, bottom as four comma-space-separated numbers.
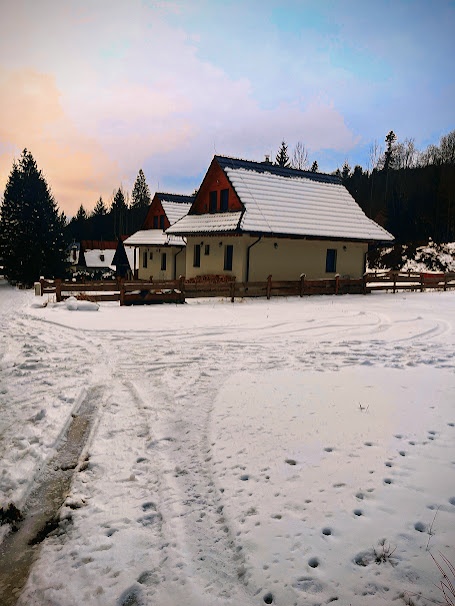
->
167, 211, 242, 234
224, 168, 393, 241
161, 200, 192, 225
83, 247, 134, 269
124, 230, 186, 247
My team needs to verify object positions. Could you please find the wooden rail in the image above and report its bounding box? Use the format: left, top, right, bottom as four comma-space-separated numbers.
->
37, 271, 455, 305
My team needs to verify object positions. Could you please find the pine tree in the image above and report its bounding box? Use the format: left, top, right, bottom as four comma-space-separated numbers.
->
275, 141, 290, 168
341, 161, 351, 182
131, 169, 151, 209
131, 170, 151, 231
110, 187, 128, 237
383, 130, 397, 171
311, 160, 318, 172
75, 204, 87, 222
0, 149, 67, 285
92, 197, 107, 217
86, 196, 108, 241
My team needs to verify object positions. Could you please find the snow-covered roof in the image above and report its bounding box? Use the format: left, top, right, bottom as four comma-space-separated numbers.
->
167, 211, 242, 235
123, 229, 186, 247
83, 248, 135, 269
161, 200, 192, 225
169, 157, 394, 242
229, 167, 393, 241
84, 249, 116, 268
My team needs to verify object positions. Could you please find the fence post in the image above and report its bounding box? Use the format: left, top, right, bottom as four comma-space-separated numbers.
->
444, 274, 447, 292
266, 275, 272, 300
392, 272, 397, 294
179, 275, 185, 296
362, 273, 367, 295
299, 273, 305, 297
335, 274, 340, 295
55, 279, 62, 302
230, 279, 236, 303
119, 280, 125, 306
420, 273, 425, 292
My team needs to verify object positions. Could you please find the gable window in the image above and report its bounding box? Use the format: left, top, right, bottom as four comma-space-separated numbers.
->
153, 216, 158, 228
220, 189, 229, 212
204, 244, 210, 256
209, 191, 217, 213
224, 244, 233, 271
142, 251, 148, 268
159, 215, 165, 230
161, 252, 167, 271
325, 248, 337, 273
193, 244, 201, 267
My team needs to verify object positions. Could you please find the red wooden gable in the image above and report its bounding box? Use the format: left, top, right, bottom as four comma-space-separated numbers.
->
141, 194, 171, 230
190, 158, 243, 215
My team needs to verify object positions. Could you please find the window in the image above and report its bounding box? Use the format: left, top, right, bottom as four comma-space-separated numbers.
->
159, 215, 165, 230
220, 189, 229, 212
149, 252, 153, 260
193, 244, 201, 267
204, 244, 210, 256
142, 251, 148, 268
325, 248, 337, 273
209, 191, 217, 213
153, 216, 158, 228
224, 244, 233, 271
161, 252, 167, 271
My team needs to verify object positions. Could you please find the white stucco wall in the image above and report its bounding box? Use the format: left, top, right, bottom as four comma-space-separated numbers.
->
133, 246, 186, 281
184, 235, 368, 281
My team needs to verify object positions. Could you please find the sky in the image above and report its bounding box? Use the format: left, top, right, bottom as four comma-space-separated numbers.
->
0, 0, 454, 217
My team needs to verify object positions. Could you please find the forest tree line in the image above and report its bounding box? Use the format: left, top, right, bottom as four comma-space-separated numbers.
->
68, 130, 455, 245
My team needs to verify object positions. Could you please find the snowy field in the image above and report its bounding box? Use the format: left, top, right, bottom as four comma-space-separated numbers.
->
1, 283, 454, 606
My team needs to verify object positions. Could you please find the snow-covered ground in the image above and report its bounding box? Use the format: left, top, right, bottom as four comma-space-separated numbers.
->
1, 283, 454, 606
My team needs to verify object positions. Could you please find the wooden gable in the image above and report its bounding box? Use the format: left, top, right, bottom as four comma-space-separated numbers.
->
191, 158, 243, 215
142, 194, 170, 230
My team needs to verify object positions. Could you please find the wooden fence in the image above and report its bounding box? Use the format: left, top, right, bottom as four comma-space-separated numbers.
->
364, 270, 455, 293
37, 271, 455, 305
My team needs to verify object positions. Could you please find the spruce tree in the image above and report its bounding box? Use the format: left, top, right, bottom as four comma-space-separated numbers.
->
383, 130, 397, 171
92, 197, 107, 216
131, 169, 151, 209
311, 160, 318, 172
0, 149, 67, 285
131, 169, 151, 231
275, 141, 290, 168
110, 187, 128, 237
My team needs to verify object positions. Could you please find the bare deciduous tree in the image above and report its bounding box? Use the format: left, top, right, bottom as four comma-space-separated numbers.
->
368, 140, 383, 172
291, 141, 309, 170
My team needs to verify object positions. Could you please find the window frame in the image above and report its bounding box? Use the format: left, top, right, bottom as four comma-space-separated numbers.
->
209, 191, 217, 213
193, 244, 201, 268
161, 252, 167, 271
142, 251, 148, 268
220, 189, 229, 212
325, 248, 337, 273
224, 244, 233, 271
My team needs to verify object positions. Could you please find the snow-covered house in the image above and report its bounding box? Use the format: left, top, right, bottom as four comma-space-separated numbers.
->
78, 240, 134, 278
167, 156, 394, 281
124, 193, 193, 280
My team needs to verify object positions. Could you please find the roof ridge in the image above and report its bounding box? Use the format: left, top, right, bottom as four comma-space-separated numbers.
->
157, 192, 195, 200
215, 155, 341, 184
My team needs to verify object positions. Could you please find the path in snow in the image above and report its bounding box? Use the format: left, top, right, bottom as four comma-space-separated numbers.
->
0, 288, 453, 605
0, 385, 101, 605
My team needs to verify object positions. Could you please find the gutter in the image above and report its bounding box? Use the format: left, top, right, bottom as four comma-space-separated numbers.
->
173, 241, 185, 279
246, 236, 262, 282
